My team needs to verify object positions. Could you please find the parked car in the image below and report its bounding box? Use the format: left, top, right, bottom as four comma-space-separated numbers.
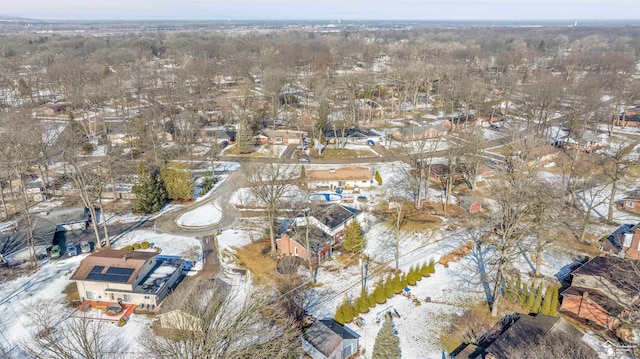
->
50, 245, 61, 259
66, 243, 78, 257
80, 241, 91, 253
298, 157, 311, 163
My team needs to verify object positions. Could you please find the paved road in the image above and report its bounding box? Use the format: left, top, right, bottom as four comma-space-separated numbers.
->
156, 170, 244, 237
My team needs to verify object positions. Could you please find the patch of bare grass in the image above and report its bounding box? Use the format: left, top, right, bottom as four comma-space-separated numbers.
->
320, 148, 373, 159
439, 302, 495, 353
234, 240, 278, 284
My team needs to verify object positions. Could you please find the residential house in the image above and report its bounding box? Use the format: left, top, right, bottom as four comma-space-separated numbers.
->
198, 128, 236, 145
559, 256, 640, 330
390, 124, 447, 142
622, 198, 640, 215
70, 249, 184, 307
260, 129, 306, 145
600, 223, 640, 259
302, 318, 360, 359
157, 277, 230, 331
277, 204, 361, 264
527, 144, 560, 167
322, 128, 381, 146
459, 197, 482, 214
305, 167, 373, 190
429, 163, 466, 182
452, 314, 587, 359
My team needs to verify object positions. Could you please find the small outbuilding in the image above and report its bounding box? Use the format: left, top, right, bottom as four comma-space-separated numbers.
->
459, 197, 482, 214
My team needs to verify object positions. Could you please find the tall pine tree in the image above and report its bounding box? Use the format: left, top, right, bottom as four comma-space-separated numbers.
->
236, 114, 255, 154
549, 286, 559, 316
132, 163, 167, 214
343, 220, 365, 253
540, 284, 554, 315
531, 283, 543, 313
372, 315, 401, 359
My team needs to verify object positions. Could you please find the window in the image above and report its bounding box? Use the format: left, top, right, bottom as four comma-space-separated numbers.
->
123, 294, 132, 303
628, 201, 636, 208
86, 291, 95, 300
144, 295, 150, 300
294, 247, 298, 256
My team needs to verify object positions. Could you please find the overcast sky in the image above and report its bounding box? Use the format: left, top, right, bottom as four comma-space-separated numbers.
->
3, 0, 637, 21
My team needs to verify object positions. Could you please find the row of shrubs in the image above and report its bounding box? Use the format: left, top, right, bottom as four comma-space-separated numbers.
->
334, 260, 436, 325
122, 241, 151, 251
199, 177, 218, 197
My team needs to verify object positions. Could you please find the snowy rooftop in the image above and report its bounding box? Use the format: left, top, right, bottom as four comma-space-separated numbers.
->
135, 257, 183, 295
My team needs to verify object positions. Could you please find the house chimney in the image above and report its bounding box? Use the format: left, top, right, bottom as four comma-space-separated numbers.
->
122, 255, 128, 262
623, 232, 634, 249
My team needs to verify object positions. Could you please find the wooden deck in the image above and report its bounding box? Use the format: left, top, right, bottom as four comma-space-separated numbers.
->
71, 301, 137, 322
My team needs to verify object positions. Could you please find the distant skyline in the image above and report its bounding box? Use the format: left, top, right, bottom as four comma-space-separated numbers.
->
2, 0, 638, 21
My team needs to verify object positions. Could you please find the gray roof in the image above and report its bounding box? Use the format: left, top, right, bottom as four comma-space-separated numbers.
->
485, 314, 582, 358
572, 255, 640, 296
303, 319, 359, 358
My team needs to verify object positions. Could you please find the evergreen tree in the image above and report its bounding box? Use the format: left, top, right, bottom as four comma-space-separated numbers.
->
503, 281, 513, 301
385, 274, 395, 298
420, 262, 430, 277
549, 286, 559, 316
524, 282, 535, 311
515, 276, 522, 303
367, 291, 377, 309
343, 220, 365, 253
236, 115, 255, 154
427, 259, 436, 274
372, 315, 401, 359
374, 279, 387, 304
392, 272, 402, 294
132, 163, 167, 214
340, 298, 355, 324
414, 265, 423, 283
334, 301, 346, 325
532, 283, 543, 313
407, 265, 417, 286
374, 170, 383, 186
300, 165, 306, 178
160, 163, 194, 201
400, 273, 408, 289
517, 277, 527, 306
541, 284, 554, 315
357, 294, 369, 314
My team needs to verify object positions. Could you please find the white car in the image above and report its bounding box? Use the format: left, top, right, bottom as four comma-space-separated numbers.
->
298, 158, 311, 163
80, 241, 91, 253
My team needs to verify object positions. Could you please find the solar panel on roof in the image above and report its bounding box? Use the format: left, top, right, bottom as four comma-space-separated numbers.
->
85, 265, 134, 283
106, 267, 134, 276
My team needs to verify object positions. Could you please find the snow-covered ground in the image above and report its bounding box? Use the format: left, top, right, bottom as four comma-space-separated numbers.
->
177, 203, 222, 227
113, 230, 203, 274
0, 255, 150, 358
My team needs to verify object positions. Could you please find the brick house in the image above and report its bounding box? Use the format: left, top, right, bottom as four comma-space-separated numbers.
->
305, 167, 373, 190
600, 223, 640, 260
70, 249, 183, 308
622, 198, 640, 215
459, 197, 482, 214
559, 256, 640, 330
277, 204, 361, 264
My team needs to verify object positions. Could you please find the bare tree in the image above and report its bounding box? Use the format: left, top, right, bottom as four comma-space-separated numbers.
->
57, 120, 108, 248
245, 159, 296, 254
141, 277, 300, 359
21, 300, 123, 359
482, 160, 549, 316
